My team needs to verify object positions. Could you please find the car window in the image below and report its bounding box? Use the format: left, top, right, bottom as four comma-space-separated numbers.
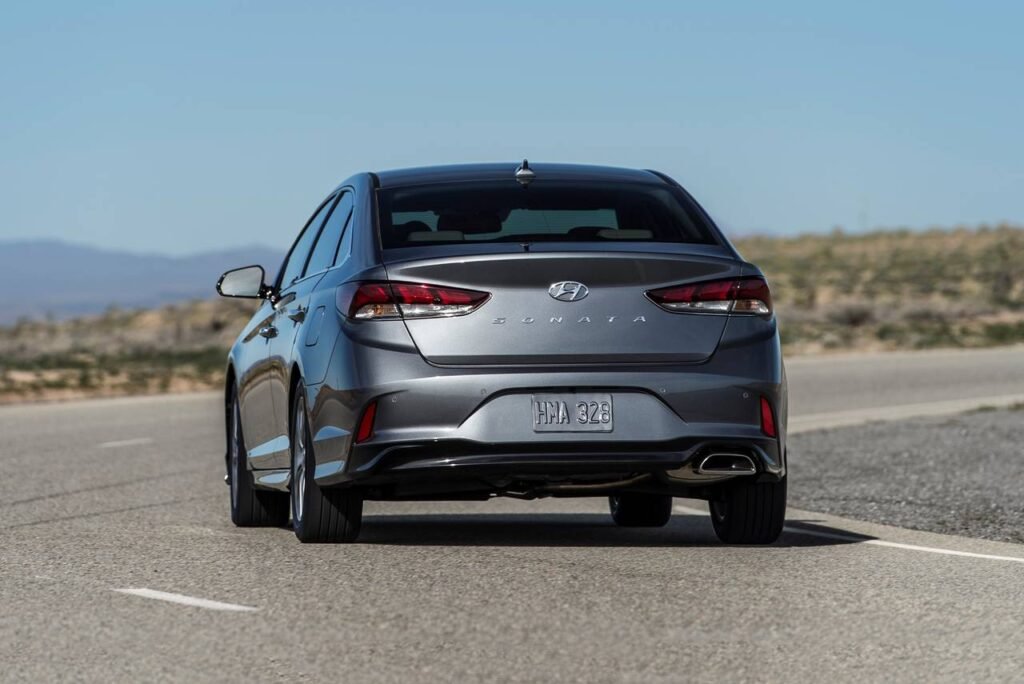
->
278, 195, 335, 289
304, 191, 354, 276
378, 181, 717, 249
335, 207, 355, 265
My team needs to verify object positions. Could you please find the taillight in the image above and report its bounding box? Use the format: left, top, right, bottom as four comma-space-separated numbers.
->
760, 396, 777, 438
354, 400, 377, 443
337, 281, 490, 320
645, 277, 772, 316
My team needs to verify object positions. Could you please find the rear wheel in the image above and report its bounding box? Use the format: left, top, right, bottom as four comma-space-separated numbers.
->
608, 494, 673, 527
291, 387, 363, 543
228, 389, 289, 527
709, 477, 787, 544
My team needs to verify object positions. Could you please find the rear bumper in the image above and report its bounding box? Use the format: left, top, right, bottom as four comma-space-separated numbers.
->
322, 431, 783, 495
282, 313, 787, 498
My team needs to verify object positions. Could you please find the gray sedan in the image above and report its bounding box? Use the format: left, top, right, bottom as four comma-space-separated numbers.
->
216, 161, 787, 544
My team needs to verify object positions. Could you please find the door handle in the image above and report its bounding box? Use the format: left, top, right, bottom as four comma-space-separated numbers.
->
287, 306, 307, 323
258, 325, 278, 339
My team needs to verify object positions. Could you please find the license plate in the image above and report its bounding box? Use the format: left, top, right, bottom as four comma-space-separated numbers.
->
532, 393, 614, 432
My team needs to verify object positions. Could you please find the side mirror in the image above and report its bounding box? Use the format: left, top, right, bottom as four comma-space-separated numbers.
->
216, 265, 269, 299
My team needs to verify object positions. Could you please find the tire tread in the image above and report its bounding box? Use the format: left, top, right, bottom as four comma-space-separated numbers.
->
711, 477, 786, 544
230, 392, 289, 528
292, 390, 362, 543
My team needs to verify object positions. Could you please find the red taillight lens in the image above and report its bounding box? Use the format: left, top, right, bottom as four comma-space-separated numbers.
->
646, 277, 772, 315
760, 396, 777, 438
338, 281, 490, 320
347, 283, 396, 319
354, 400, 377, 444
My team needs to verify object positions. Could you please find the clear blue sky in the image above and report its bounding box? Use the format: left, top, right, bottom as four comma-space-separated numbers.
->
2, 1, 1022, 255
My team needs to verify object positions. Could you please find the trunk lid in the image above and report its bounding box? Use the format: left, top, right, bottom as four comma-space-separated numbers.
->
383, 246, 742, 366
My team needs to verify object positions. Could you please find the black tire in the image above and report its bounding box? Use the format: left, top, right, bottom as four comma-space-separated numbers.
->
608, 494, 673, 527
709, 477, 787, 544
291, 387, 362, 543
228, 389, 289, 527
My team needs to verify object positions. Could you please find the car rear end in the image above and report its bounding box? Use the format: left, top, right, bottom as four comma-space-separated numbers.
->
312, 164, 786, 540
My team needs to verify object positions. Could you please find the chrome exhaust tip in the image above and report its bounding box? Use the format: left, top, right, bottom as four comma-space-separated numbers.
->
696, 452, 757, 475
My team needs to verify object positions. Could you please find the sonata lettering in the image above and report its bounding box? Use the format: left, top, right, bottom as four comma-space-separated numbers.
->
491, 315, 648, 325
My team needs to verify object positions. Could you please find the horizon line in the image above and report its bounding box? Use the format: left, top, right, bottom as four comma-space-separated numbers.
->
2, 221, 1022, 257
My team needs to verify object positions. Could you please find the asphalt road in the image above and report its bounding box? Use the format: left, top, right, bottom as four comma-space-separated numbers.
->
786, 345, 1024, 423
2, 346, 1024, 682
790, 407, 1024, 544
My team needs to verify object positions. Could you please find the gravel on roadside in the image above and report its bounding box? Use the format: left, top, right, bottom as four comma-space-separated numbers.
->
788, 407, 1024, 544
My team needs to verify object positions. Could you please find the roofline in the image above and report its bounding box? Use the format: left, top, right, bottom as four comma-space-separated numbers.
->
369, 162, 669, 189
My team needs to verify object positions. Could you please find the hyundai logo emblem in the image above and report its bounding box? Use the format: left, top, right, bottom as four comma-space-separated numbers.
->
548, 281, 590, 302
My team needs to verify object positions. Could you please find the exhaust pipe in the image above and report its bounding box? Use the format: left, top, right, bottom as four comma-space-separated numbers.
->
696, 453, 757, 475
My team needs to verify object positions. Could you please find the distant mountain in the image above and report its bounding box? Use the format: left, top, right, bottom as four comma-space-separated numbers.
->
0, 239, 282, 324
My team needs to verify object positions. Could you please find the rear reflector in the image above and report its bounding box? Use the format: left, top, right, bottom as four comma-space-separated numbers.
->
354, 401, 377, 444
338, 281, 490, 320
760, 396, 777, 438
646, 277, 772, 315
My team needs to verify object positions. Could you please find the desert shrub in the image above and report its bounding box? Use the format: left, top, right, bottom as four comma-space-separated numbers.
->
826, 304, 875, 327
983, 322, 1024, 345
909, 320, 960, 349
78, 368, 96, 389
875, 324, 904, 342
903, 306, 950, 323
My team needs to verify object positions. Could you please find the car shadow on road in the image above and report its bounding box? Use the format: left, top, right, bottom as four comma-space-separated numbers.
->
358, 513, 876, 548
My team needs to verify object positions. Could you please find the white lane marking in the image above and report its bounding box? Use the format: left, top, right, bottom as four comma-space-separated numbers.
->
673, 506, 1024, 565
97, 437, 154, 449
674, 505, 709, 516
783, 528, 1024, 564
113, 588, 259, 612
789, 393, 1024, 434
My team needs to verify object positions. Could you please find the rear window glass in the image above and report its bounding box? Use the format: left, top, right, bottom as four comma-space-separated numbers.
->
378, 181, 717, 249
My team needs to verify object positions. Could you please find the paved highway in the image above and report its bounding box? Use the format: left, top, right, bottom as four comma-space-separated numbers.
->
2, 346, 1023, 682
786, 345, 1024, 424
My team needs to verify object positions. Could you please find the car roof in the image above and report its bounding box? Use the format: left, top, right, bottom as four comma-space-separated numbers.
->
372, 162, 668, 188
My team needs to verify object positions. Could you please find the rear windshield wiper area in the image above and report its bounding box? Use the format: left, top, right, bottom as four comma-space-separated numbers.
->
378, 180, 719, 250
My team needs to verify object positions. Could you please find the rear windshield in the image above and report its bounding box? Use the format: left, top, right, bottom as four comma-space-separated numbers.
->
377, 181, 718, 249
